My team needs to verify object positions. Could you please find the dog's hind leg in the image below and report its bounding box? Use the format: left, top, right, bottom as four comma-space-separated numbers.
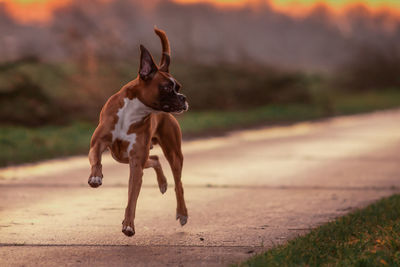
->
162, 145, 187, 226
88, 128, 111, 188
157, 119, 188, 226
144, 155, 167, 194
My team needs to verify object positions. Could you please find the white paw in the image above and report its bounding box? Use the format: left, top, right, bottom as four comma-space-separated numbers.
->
122, 225, 135, 237
88, 176, 102, 188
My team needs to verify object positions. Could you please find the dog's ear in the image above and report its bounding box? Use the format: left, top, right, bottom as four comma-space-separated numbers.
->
139, 45, 158, 81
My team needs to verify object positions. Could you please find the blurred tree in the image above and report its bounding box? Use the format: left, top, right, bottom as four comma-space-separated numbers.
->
0, 57, 64, 126
337, 44, 400, 91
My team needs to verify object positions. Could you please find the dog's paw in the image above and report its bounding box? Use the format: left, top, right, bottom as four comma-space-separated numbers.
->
159, 182, 167, 194
122, 225, 135, 237
176, 213, 188, 226
88, 176, 102, 188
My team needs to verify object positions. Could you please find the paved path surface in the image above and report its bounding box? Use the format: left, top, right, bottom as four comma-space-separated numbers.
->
1, 110, 400, 266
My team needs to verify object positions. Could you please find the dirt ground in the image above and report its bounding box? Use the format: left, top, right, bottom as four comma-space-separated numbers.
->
1, 110, 400, 266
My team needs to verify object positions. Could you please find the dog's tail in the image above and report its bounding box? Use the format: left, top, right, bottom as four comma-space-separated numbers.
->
154, 27, 170, 71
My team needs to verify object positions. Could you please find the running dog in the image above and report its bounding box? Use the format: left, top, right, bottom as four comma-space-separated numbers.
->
88, 27, 188, 237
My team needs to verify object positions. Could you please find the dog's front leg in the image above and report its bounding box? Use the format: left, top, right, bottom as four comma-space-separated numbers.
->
88, 127, 110, 188
122, 150, 146, 237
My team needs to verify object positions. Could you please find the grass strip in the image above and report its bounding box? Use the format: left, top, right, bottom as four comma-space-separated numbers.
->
240, 194, 400, 267
2, 91, 400, 167
0, 122, 93, 167
0, 105, 314, 167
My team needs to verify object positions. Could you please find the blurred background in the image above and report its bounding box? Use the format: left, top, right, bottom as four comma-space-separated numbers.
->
1, 0, 400, 166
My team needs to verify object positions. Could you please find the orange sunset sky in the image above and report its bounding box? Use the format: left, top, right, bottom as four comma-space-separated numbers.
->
1, 0, 400, 24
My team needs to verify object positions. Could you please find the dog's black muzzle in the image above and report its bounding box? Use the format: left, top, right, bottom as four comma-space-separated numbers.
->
160, 93, 188, 113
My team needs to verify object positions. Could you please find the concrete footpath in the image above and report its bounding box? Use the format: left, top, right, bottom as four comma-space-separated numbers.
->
1, 110, 400, 266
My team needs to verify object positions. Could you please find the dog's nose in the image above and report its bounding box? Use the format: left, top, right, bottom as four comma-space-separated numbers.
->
178, 94, 186, 102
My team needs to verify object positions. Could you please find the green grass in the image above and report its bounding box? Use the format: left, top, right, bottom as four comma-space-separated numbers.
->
0, 122, 94, 167
179, 104, 323, 135
333, 90, 400, 115
1, 90, 400, 167
240, 194, 400, 267
0, 105, 321, 167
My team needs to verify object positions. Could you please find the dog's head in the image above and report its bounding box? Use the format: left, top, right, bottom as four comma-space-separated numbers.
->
137, 28, 188, 114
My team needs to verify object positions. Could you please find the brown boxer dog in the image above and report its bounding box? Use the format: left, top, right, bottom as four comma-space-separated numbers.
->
88, 27, 188, 237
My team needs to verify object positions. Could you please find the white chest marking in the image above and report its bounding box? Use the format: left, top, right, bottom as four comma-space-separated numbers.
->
111, 98, 154, 155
